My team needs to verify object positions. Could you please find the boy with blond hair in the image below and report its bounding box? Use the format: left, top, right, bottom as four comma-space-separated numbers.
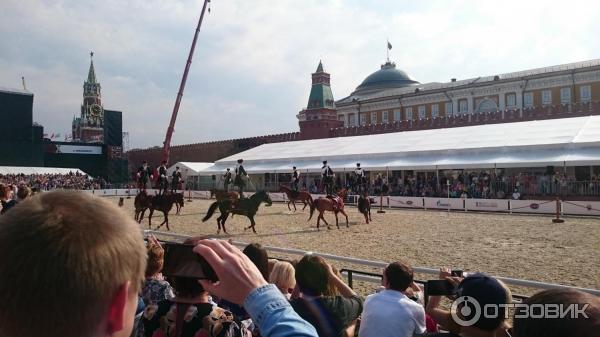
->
0, 191, 147, 337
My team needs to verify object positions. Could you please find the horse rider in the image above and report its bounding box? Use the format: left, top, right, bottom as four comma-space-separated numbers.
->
321, 160, 334, 196
158, 160, 168, 195
292, 166, 300, 192
354, 162, 366, 194
136, 161, 153, 191
171, 166, 182, 193
234, 159, 248, 197
223, 168, 232, 192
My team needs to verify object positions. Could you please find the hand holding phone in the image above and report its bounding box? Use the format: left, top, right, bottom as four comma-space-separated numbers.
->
162, 243, 218, 281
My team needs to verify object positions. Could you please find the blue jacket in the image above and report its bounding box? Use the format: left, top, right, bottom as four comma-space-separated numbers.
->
244, 284, 318, 337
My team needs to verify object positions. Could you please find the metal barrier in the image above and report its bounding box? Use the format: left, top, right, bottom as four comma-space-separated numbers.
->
143, 230, 600, 296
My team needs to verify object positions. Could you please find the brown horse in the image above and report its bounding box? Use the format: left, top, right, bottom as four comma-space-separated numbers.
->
134, 190, 152, 222
147, 193, 181, 231
308, 189, 349, 230
210, 188, 240, 201
172, 192, 185, 214
357, 191, 372, 224
279, 185, 313, 211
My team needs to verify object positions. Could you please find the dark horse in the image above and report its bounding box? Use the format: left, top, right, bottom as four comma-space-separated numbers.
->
279, 185, 313, 211
172, 192, 185, 214
202, 191, 272, 234
210, 188, 240, 201
147, 193, 183, 231
308, 189, 349, 230
134, 190, 152, 222
358, 191, 372, 224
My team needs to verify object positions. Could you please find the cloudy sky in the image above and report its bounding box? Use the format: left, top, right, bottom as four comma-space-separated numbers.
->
1, 0, 599, 149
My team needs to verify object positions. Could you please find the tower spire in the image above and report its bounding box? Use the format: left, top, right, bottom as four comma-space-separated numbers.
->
316, 60, 324, 73
87, 51, 97, 84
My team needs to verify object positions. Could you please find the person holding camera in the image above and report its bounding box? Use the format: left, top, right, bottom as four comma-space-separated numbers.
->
425, 268, 512, 337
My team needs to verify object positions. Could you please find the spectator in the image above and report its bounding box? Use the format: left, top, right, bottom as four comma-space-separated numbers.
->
512, 288, 600, 337
0, 184, 17, 214
358, 261, 426, 337
140, 235, 174, 306
291, 255, 363, 337
0, 191, 147, 337
269, 261, 296, 299
138, 239, 242, 337
426, 269, 512, 337
243, 243, 270, 280
194, 239, 319, 337
512, 189, 521, 200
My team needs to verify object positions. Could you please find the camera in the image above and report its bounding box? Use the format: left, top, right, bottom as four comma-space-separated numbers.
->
162, 243, 218, 281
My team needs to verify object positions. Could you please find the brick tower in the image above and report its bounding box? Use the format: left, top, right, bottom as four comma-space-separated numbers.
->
297, 61, 342, 139
72, 52, 104, 143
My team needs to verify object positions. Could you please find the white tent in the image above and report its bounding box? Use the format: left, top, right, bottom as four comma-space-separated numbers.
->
0, 166, 87, 175
167, 162, 213, 179
199, 116, 600, 174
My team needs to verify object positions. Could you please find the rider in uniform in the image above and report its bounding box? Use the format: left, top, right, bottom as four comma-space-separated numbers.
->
354, 162, 365, 194
234, 159, 247, 197
137, 161, 153, 191
321, 160, 334, 196
292, 166, 300, 192
158, 160, 168, 195
223, 168, 232, 192
171, 166, 182, 193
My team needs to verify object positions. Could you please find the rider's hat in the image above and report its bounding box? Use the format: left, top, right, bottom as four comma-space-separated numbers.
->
293, 166, 296, 169
162, 160, 167, 164
226, 168, 230, 171
323, 160, 327, 165
237, 159, 243, 163
175, 166, 179, 170
357, 163, 361, 167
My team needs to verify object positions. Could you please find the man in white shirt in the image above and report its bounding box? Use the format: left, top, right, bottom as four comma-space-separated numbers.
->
358, 261, 426, 337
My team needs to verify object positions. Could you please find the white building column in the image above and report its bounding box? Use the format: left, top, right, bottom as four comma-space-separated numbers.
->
452, 98, 458, 116
498, 92, 506, 111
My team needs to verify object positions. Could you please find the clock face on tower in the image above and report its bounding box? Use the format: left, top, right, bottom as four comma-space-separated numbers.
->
90, 104, 103, 117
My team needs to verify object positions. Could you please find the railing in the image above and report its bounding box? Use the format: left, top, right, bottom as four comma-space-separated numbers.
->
143, 230, 600, 296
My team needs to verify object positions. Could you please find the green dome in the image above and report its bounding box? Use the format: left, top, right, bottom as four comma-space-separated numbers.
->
354, 61, 419, 94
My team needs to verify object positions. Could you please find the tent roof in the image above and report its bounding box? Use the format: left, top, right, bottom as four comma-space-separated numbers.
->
167, 162, 213, 175
199, 116, 600, 174
0, 166, 87, 175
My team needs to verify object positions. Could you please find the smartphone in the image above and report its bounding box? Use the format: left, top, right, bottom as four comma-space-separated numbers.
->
451, 270, 463, 277
425, 280, 456, 296
162, 243, 218, 281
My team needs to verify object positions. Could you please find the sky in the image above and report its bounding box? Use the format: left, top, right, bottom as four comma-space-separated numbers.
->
1, 0, 599, 149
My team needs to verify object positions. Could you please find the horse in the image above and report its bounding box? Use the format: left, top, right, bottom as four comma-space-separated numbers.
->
210, 188, 240, 201
172, 192, 185, 214
357, 191, 372, 224
202, 190, 272, 234
134, 190, 152, 222
308, 189, 349, 230
279, 185, 313, 211
147, 193, 182, 231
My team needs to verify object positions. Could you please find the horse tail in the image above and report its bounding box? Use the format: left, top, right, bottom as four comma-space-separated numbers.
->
308, 198, 317, 221
307, 193, 313, 208
202, 201, 219, 222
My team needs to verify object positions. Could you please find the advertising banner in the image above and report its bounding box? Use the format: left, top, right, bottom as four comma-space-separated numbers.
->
561, 201, 600, 216
465, 198, 510, 212
423, 197, 465, 210
388, 196, 424, 209
509, 200, 556, 214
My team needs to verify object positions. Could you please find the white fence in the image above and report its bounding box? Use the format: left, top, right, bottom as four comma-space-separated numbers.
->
143, 230, 600, 296
89, 189, 600, 216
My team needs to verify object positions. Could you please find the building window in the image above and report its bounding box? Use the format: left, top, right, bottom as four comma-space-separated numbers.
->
394, 109, 401, 121
360, 113, 366, 126
348, 113, 356, 126
524, 92, 534, 108
459, 99, 468, 114
580, 85, 591, 103
506, 93, 516, 107
418, 105, 426, 119
338, 114, 345, 121
431, 104, 439, 118
445, 102, 453, 115
382, 111, 389, 123
560, 88, 571, 104
405, 107, 413, 120
542, 90, 552, 105
371, 112, 377, 124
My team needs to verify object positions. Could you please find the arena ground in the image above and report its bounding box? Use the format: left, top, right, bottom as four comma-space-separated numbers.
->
116, 196, 600, 296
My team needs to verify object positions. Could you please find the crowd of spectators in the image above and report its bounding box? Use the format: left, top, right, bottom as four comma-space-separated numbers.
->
0, 190, 597, 337
0, 172, 107, 190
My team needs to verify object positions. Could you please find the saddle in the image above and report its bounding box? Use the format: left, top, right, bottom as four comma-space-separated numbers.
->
290, 190, 300, 199
326, 195, 343, 211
